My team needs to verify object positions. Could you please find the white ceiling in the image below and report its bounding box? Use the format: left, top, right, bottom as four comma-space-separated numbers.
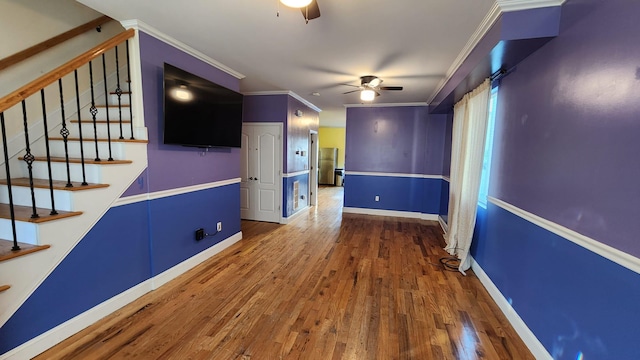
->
77, 0, 496, 127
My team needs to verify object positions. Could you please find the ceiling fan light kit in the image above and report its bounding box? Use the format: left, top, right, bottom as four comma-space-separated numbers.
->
280, 0, 312, 8
360, 89, 376, 102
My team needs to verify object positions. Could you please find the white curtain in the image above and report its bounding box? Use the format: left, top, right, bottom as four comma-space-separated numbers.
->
445, 79, 491, 274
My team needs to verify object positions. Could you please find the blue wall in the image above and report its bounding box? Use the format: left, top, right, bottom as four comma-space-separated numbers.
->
0, 184, 240, 354
344, 175, 443, 215
283, 173, 309, 218
473, 202, 640, 359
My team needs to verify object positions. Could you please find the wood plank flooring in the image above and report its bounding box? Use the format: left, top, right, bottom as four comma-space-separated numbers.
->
36, 186, 533, 359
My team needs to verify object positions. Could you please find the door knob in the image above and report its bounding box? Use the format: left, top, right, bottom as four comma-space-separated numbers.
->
249, 177, 254, 180
254, 178, 258, 181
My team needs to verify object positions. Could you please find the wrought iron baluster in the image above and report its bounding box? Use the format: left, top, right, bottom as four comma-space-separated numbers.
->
114, 45, 124, 140
74, 69, 88, 186
58, 79, 72, 188
40, 89, 58, 215
21, 100, 39, 219
126, 40, 135, 140
101, 53, 114, 161
1, 113, 20, 250
88, 60, 101, 161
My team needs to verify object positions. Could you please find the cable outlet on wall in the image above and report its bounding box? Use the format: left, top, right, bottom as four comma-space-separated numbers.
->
195, 228, 205, 241
217, 222, 222, 232
375, 195, 380, 202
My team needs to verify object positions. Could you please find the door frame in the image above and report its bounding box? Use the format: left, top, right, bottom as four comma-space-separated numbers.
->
309, 130, 318, 206
241, 122, 283, 223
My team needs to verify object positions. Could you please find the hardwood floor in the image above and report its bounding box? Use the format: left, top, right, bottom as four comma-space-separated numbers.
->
36, 186, 533, 359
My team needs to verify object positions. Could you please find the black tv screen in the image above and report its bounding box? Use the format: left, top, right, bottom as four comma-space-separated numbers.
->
163, 63, 243, 148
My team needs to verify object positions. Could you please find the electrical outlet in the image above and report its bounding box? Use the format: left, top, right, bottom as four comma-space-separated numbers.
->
217, 222, 222, 232
195, 228, 205, 241
375, 195, 380, 202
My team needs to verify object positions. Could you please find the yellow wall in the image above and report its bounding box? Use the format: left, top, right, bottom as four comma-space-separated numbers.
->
319, 127, 346, 168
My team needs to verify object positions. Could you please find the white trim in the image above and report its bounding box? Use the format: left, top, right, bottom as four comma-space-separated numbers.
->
151, 232, 242, 289
280, 206, 310, 224
427, 3, 501, 104
488, 196, 640, 275
438, 216, 449, 233
0, 279, 154, 360
0, 231, 243, 360
123, 26, 147, 130
421, 213, 439, 221
345, 171, 444, 180
113, 178, 241, 206
120, 20, 245, 80
471, 258, 552, 360
442, 176, 451, 182
283, 170, 309, 178
112, 193, 149, 207
344, 102, 428, 108
242, 91, 322, 113
344, 207, 426, 219
497, 0, 566, 12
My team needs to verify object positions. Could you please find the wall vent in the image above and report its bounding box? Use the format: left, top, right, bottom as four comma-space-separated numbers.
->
293, 181, 299, 210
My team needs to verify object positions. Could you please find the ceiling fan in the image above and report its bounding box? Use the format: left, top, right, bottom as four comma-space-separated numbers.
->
279, 0, 320, 23
343, 75, 404, 101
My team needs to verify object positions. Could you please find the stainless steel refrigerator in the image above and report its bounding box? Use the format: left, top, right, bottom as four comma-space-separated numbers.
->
319, 148, 337, 185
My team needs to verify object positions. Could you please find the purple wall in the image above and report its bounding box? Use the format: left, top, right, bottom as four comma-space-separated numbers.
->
135, 31, 241, 194
242, 94, 288, 124
492, 0, 640, 257
345, 106, 429, 174
441, 112, 453, 177
424, 114, 447, 175
286, 96, 319, 173
243, 94, 319, 174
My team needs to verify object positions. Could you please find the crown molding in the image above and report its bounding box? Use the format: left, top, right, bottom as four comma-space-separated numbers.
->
120, 19, 245, 80
427, 0, 565, 104
242, 91, 322, 113
344, 102, 428, 108
497, 0, 566, 12
427, 2, 501, 104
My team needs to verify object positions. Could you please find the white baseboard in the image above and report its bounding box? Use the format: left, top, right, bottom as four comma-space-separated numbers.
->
438, 216, 448, 233
0, 231, 243, 360
343, 207, 438, 221
0, 279, 153, 360
152, 231, 242, 289
280, 206, 309, 224
470, 258, 552, 360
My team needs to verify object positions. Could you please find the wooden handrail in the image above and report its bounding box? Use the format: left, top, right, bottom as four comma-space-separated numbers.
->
0, 15, 112, 72
0, 28, 135, 114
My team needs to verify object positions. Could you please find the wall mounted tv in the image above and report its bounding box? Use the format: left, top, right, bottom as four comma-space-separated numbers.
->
163, 63, 243, 148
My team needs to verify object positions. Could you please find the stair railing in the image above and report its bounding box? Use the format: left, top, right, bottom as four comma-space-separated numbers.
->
0, 28, 136, 251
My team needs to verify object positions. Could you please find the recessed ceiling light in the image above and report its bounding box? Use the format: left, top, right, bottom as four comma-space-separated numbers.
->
312, 92, 320, 96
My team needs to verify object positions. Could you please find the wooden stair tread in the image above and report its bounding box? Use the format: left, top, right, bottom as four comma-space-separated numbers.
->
0, 204, 82, 223
0, 178, 109, 191
70, 120, 132, 124
0, 285, 10, 292
49, 137, 147, 143
0, 239, 51, 262
20, 156, 132, 165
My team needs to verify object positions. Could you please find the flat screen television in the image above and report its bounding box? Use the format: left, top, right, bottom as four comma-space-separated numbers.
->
163, 63, 243, 148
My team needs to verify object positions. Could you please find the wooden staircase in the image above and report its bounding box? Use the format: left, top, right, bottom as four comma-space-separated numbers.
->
0, 28, 148, 328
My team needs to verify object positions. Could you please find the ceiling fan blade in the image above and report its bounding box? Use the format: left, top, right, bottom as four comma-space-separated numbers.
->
380, 86, 403, 91
340, 83, 361, 88
342, 89, 360, 95
301, 0, 320, 21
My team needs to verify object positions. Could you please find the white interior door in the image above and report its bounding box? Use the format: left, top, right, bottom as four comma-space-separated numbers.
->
240, 123, 282, 223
